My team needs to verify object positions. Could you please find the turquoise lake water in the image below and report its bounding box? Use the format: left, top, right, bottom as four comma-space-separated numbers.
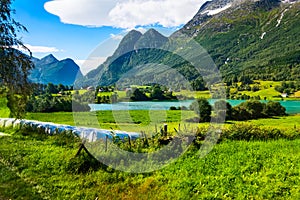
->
89, 100, 300, 114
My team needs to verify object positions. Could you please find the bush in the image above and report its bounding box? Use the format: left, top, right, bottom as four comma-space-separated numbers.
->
189, 98, 212, 122
169, 106, 177, 110
221, 123, 299, 141
231, 100, 286, 121
264, 101, 286, 117
214, 100, 233, 120
26, 95, 90, 112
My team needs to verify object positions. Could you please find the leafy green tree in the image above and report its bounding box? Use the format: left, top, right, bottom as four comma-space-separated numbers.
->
57, 83, 66, 92
239, 100, 264, 119
231, 106, 251, 121
130, 88, 149, 101
263, 101, 286, 117
151, 85, 164, 100
214, 100, 233, 120
191, 77, 206, 91
190, 98, 212, 122
45, 83, 59, 94
0, 0, 34, 118
111, 92, 118, 103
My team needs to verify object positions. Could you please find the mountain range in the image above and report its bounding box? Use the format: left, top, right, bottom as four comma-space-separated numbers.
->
39, 0, 298, 88
76, 0, 300, 88
29, 54, 83, 86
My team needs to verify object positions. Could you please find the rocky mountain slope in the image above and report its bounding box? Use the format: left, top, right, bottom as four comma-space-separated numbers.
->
178, 0, 300, 82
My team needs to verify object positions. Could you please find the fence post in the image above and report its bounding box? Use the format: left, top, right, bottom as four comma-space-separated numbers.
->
105, 135, 108, 152
164, 124, 168, 137
128, 134, 132, 150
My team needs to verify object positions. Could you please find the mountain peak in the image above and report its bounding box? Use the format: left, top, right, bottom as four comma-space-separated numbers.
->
144, 28, 161, 35
111, 30, 143, 58
30, 55, 82, 85
127, 29, 143, 35
40, 54, 58, 65
135, 28, 168, 49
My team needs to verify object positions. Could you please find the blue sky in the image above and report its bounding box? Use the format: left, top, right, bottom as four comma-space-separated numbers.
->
12, 0, 206, 74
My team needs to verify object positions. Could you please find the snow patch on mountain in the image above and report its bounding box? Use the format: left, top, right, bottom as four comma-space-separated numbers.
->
201, 4, 232, 16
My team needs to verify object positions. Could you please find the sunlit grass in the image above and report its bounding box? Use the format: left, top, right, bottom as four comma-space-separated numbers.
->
0, 131, 300, 199
233, 114, 300, 130
0, 97, 9, 118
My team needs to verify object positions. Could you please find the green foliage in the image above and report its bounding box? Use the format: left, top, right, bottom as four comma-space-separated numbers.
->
0, 96, 10, 117
264, 101, 286, 117
222, 123, 299, 141
0, 0, 34, 118
130, 88, 149, 101
275, 81, 300, 94
1, 129, 300, 199
26, 94, 90, 112
214, 100, 232, 120
189, 98, 212, 122
231, 100, 286, 121
190, 1, 300, 82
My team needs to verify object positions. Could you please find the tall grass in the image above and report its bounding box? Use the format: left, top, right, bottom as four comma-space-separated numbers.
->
0, 130, 299, 199
0, 97, 9, 118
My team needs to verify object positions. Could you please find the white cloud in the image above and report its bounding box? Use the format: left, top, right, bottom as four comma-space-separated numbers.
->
110, 33, 124, 40
44, 0, 206, 29
75, 56, 107, 75
24, 44, 61, 53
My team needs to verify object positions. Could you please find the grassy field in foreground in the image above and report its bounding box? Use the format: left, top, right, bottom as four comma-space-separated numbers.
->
0, 130, 299, 199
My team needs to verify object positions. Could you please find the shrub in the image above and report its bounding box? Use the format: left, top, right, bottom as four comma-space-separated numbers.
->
189, 98, 212, 122
263, 101, 286, 117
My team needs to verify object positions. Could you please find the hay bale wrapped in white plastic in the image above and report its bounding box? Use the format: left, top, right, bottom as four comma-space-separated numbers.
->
72, 128, 81, 137
0, 118, 8, 128
95, 129, 111, 140
45, 124, 57, 135
28, 121, 39, 131
4, 118, 15, 128
127, 132, 140, 140
56, 125, 74, 134
79, 128, 97, 142
37, 124, 46, 132
12, 119, 23, 129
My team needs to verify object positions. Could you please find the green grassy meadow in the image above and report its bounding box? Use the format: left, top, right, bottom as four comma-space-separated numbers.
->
230, 80, 300, 101
0, 130, 300, 199
1, 90, 300, 199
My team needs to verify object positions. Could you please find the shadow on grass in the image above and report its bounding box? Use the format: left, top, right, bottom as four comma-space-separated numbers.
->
67, 144, 111, 174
